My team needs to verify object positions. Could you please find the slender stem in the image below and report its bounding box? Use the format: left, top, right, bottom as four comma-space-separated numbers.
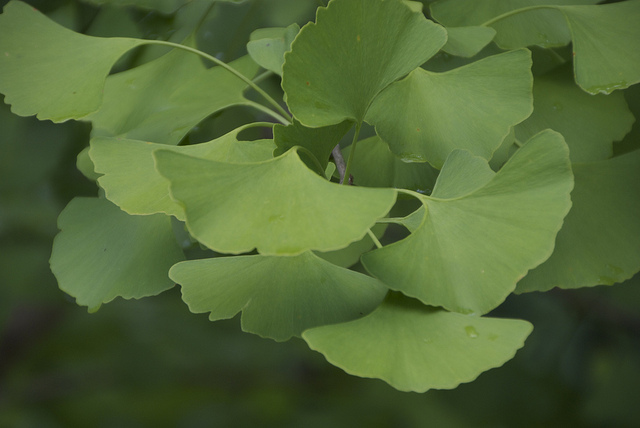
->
252, 70, 274, 85
367, 229, 383, 249
482, 5, 556, 27
514, 137, 524, 147
341, 122, 362, 185
143, 40, 292, 123
236, 121, 275, 131
332, 145, 347, 184
245, 101, 290, 125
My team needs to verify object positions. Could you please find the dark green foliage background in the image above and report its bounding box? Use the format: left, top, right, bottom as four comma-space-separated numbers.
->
1, 0, 639, 426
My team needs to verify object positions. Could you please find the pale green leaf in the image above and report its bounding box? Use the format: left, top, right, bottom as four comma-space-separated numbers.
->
247, 24, 299, 76
89, 126, 275, 220
362, 130, 573, 314
154, 149, 397, 255
274, 119, 352, 169
50, 197, 184, 310
515, 67, 635, 162
303, 293, 533, 392
86, 49, 259, 145
0, 1, 144, 121
282, 0, 447, 126
517, 149, 640, 293
367, 49, 533, 168
171, 251, 387, 341
442, 26, 496, 57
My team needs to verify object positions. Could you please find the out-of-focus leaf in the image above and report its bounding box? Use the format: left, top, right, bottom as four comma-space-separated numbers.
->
247, 23, 299, 76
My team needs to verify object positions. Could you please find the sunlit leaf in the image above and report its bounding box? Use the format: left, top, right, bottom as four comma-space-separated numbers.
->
154, 148, 397, 255
367, 49, 533, 168
89, 126, 275, 220
0, 1, 144, 121
86, 48, 259, 145
517, 149, 640, 293
515, 66, 635, 162
171, 251, 387, 341
282, 0, 447, 127
247, 24, 299, 76
50, 197, 184, 310
442, 26, 496, 57
362, 130, 573, 314
303, 293, 533, 392
274, 119, 352, 169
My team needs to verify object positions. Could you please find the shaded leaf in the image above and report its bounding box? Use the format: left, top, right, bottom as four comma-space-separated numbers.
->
515, 66, 635, 162
362, 130, 573, 314
80, 0, 244, 14
367, 49, 533, 168
171, 251, 387, 341
86, 49, 259, 145
282, 0, 447, 127
303, 293, 533, 392
0, 1, 144, 121
274, 119, 352, 169
247, 24, 299, 76
315, 223, 387, 268
89, 126, 275, 220
50, 197, 184, 310
154, 148, 397, 255
517, 149, 640, 293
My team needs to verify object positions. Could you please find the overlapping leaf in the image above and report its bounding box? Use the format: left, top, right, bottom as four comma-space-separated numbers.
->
273, 119, 352, 169
442, 26, 496, 58
247, 24, 299, 76
282, 0, 447, 127
517, 149, 640, 293
80, 0, 244, 14
0, 1, 144, 122
85, 46, 259, 144
89, 126, 275, 220
515, 67, 635, 162
50, 197, 184, 311
366, 49, 533, 168
171, 252, 387, 341
154, 148, 397, 255
315, 224, 387, 269
362, 130, 573, 314
303, 293, 533, 392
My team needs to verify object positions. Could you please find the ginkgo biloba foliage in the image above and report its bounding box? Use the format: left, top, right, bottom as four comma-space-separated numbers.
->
0, 0, 639, 393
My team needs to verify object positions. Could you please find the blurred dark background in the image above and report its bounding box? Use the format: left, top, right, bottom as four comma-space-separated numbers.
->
1, 0, 639, 426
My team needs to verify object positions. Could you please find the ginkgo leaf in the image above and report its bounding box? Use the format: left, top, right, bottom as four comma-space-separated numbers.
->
247, 24, 299, 76
50, 197, 184, 311
517, 149, 640, 293
361, 130, 573, 315
430, 0, 600, 49
282, 0, 447, 127
442, 26, 496, 57
303, 293, 533, 392
171, 251, 387, 342
154, 148, 397, 255
315, 223, 387, 268
80, 0, 244, 14
90, 126, 275, 220
86, 48, 259, 145
273, 119, 352, 169
515, 66, 635, 162
0, 1, 144, 122
343, 136, 439, 191
366, 49, 533, 168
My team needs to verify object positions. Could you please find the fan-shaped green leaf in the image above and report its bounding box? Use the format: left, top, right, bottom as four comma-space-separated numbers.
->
50, 197, 184, 311
442, 26, 496, 57
366, 49, 533, 168
517, 149, 640, 293
247, 24, 299, 76
282, 0, 447, 127
90, 126, 275, 220
362, 130, 573, 314
274, 119, 352, 169
86, 49, 259, 145
515, 67, 634, 162
343, 136, 439, 191
153, 149, 397, 255
303, 293, 533, 392
0, 1, 144, 122
171, 251, 387, 342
